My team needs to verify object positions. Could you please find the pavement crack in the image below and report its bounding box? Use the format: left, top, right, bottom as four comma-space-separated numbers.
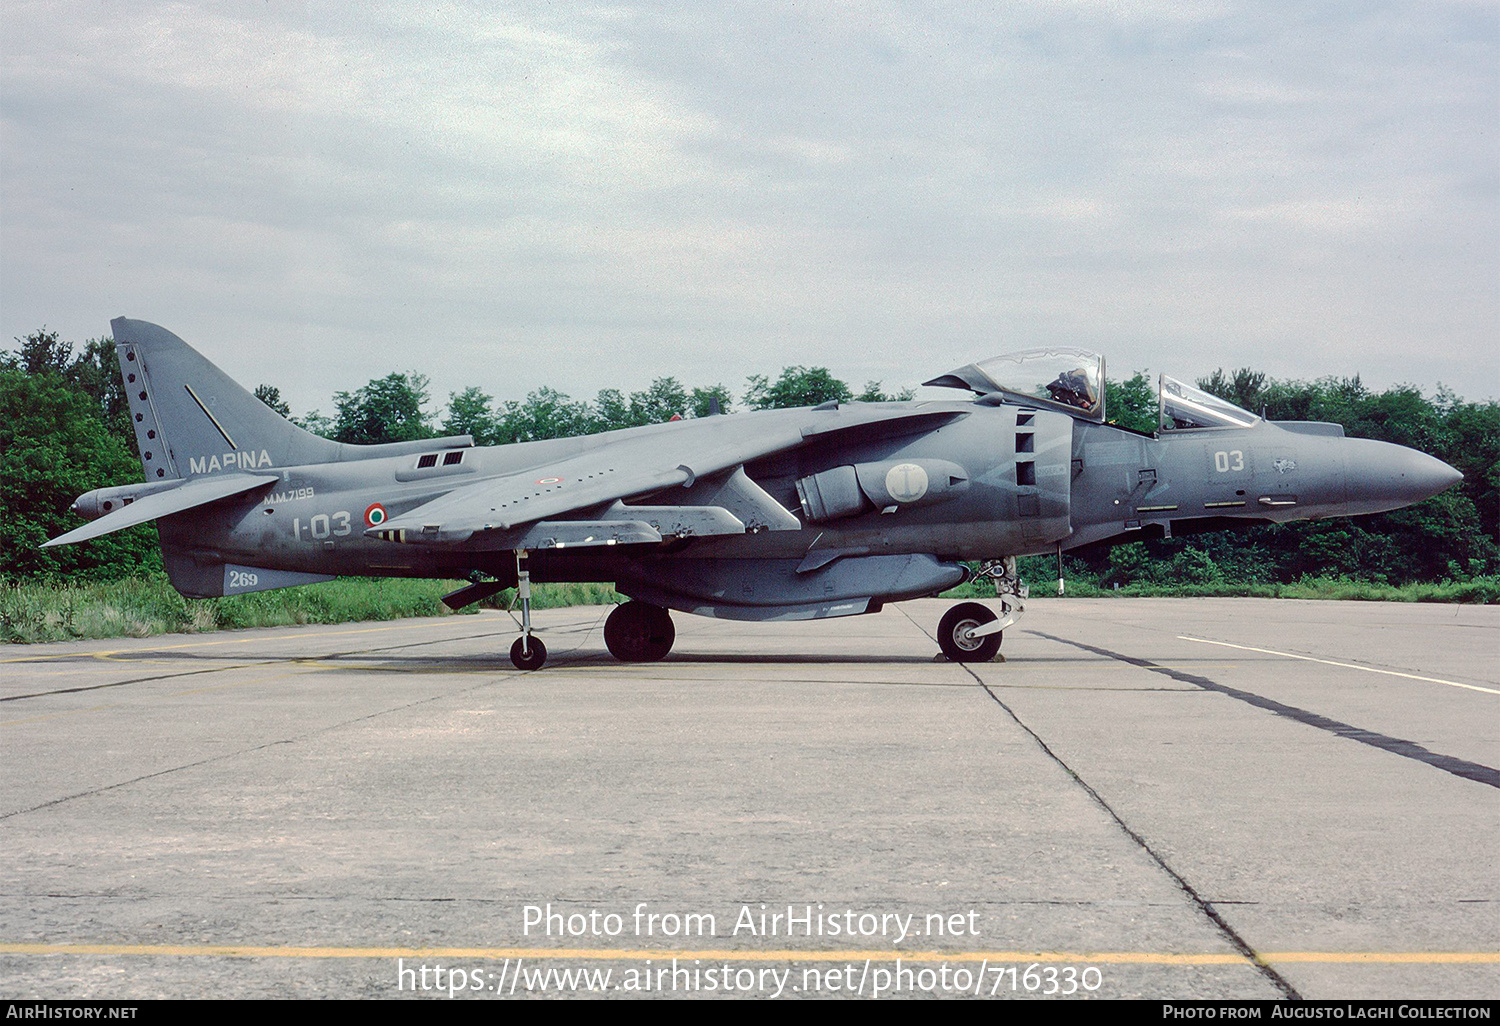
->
0, 735, 313, 822
896, 606, 1301, 1000
0, 662, 276, 703
0, 672, 513, 822
1, 630, 520, 704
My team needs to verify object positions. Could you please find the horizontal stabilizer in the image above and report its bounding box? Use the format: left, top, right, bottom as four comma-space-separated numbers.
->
43, 473, 278, 547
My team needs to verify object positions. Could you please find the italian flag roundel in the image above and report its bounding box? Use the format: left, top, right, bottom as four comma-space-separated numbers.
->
364, 503, 388, 527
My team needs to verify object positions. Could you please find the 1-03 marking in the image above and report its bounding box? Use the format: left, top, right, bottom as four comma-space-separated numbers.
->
293, 511, 352, 541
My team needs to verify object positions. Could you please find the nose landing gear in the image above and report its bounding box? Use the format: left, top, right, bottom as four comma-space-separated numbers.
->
937, 557, 1026, 663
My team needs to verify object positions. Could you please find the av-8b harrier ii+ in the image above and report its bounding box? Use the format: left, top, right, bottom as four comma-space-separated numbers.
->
46, 319, 1462, 669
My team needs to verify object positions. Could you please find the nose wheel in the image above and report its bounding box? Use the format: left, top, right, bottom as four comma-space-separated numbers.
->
604, 601, 675, 662
938, 602, 1002, 662
936, 557, 1026, 663
510, 636, 547, 671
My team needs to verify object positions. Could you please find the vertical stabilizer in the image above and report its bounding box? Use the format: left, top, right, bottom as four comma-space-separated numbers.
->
112, 318, 345, 479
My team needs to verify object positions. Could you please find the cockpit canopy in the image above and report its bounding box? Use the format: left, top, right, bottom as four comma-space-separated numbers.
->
924, 348, 1106, 423
1158, 375, 1260, 431
926, 350, 1263, 433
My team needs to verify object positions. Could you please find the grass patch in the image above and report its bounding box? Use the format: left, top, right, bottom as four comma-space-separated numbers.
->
0, 575, 624, 644
4, 570, 1492, 645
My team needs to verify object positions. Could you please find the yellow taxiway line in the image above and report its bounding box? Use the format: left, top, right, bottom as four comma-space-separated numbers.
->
1, 944, 1496, 965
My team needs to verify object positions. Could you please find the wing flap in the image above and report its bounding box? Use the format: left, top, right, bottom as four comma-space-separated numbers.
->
42, 473, 278, 547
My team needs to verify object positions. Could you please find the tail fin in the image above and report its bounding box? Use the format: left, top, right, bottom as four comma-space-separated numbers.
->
113, 318, 345, 480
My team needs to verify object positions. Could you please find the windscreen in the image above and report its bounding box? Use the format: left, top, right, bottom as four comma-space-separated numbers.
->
1158, 375, 1259, 431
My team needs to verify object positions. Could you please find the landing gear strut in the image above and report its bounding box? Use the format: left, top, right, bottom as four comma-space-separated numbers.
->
937, 557, 1027, 663
604, 600, 675, 662
508, 549, 547, 670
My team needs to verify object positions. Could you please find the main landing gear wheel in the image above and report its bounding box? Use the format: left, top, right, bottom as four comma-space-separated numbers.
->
604, 601, 675, 662
510, 636, 547, 671
938, 602, 1002, 662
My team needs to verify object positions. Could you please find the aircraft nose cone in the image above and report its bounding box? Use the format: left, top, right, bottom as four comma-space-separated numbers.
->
1394, 449, 1463, 502
1345, 440, 1462, 513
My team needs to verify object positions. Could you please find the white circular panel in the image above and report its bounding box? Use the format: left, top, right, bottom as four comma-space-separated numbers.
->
884, 463, 929, 504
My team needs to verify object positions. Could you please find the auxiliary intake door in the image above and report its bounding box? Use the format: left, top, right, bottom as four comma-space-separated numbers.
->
1013, 407, 1072, 544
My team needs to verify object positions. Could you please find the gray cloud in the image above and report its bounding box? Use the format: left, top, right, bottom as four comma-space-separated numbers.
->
3, 0, 1495, 419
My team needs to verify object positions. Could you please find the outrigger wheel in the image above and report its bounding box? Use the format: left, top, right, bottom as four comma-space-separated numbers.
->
508, 548, 547, 670
604, 600, 676, 662
937, 602, 1002, 662
509, 635, 547, 671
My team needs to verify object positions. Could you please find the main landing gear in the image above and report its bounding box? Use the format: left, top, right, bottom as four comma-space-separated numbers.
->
604, 600, 676, 662
937, 557, 1027, 663
504, 552, 674, 669
508, 550, 548, 670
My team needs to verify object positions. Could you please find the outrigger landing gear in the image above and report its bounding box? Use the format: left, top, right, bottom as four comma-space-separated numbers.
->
937, 557, 1027, 663
604, 600, 675, 662
508, 549, 547, 670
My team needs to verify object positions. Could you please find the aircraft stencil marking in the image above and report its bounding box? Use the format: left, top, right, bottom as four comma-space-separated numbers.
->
1213, 450, 1245, 473
264, 487, 314, 506
188, 450, 273, 474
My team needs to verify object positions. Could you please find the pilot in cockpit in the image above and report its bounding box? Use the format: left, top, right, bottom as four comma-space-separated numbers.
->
1045, 368, 1097, 411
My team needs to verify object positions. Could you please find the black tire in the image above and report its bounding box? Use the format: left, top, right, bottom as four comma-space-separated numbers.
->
604, 601, 676, 662
937, 602, 1001, 662
510, 636, 547, 670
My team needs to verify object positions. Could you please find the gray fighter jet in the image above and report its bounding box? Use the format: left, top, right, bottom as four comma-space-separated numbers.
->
45, 319, 1462, 669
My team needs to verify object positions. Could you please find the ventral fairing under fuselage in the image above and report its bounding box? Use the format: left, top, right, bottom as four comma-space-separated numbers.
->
46, 320, 1462, 669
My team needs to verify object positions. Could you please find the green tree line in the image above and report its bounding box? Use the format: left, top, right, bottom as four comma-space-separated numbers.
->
3, 328, 1495, 589
284, 365, 911, 446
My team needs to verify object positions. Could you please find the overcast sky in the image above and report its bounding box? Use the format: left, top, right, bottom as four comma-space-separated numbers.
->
3, 1, 1496, 419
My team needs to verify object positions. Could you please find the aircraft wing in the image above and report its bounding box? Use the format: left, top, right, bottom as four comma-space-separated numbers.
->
369, 406, 962, 546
